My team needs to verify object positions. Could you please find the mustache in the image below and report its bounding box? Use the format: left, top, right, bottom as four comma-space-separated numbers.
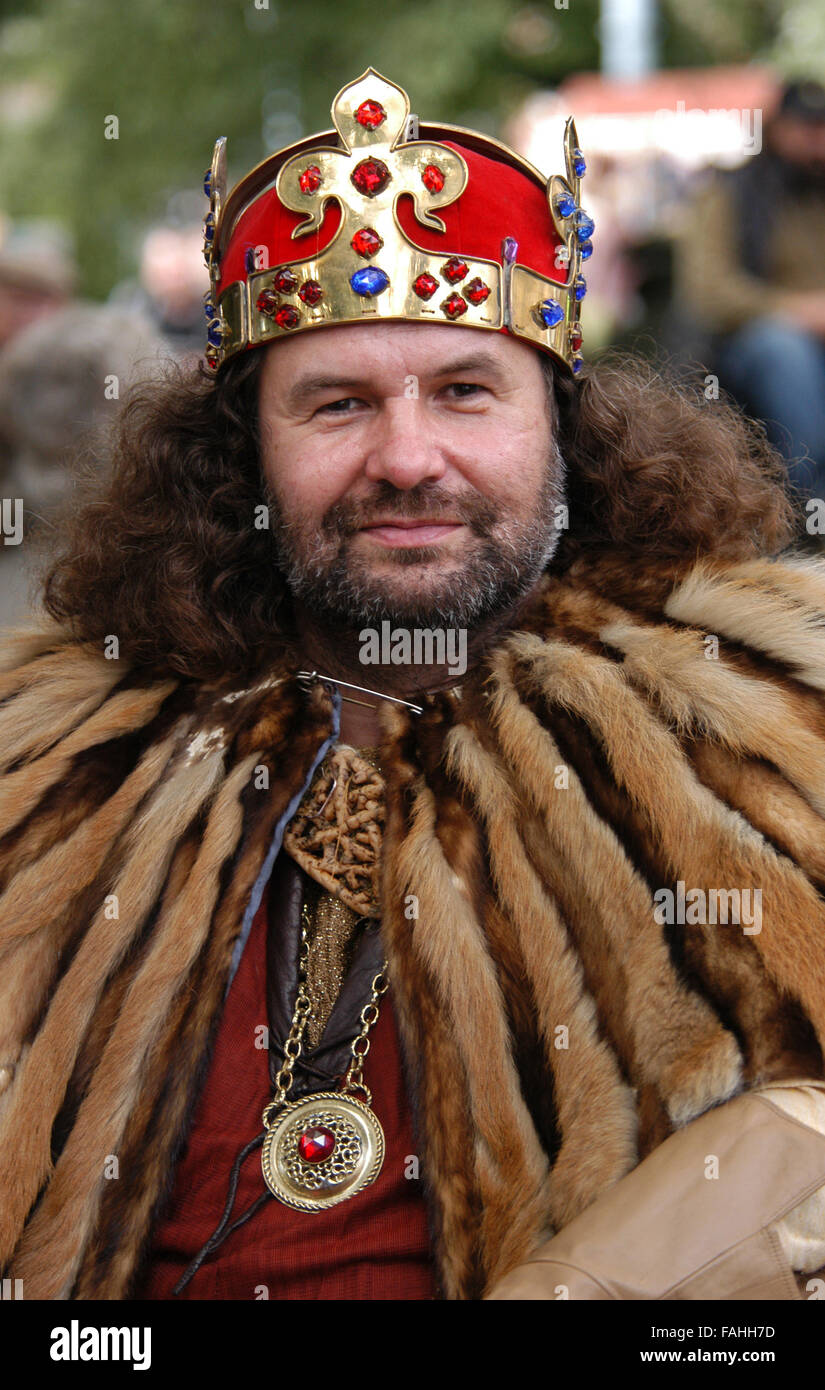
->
318, 482, 499, 538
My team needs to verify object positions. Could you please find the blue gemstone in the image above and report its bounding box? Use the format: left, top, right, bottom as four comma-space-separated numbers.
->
572, 357, 583, 374
574, 275, 587, 301
206, 319, 223, 347
579, 241, 593, 260
539, 298, 565, 329
575, 211, 595, 241
203, 169, 212, 198
203, 214, 215, 243
555, 193, 576, 219
203, 299, 215, 320
572, 148, 586, 177
350, 266, 389, 297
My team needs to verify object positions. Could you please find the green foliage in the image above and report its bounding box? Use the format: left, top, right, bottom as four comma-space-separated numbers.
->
659, 0, 786, 68
0, 0, 821, 299
0, 0, 601, 297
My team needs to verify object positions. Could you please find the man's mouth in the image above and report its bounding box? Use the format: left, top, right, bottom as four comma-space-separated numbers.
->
358, 519, 465, 548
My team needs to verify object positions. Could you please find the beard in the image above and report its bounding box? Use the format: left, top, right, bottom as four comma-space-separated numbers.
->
264, 445, 567, 632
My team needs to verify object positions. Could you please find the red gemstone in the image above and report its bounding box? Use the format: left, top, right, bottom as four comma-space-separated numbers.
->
570, 326, 583, 351
204, 345, 220, 368
256, 289, 280, 316
299, 165, 322, 194
442, 256, 468, 284
442, 293, 468, 320
299, 279, 323, 306
298, 1124, 335, 1164
355, 99, 386, 129
351, 227, 383, 258
422, 163, 445, 193
465, 277, 491, 304
412, 273, 439, 300
273, 267, 299, 293
274, 305, 301, 330
351, 158, 391, 196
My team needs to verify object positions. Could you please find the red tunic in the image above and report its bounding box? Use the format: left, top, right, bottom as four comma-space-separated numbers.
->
136, 879, 437, 1300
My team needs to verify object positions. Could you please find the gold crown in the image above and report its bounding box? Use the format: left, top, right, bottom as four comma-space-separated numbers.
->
203, 69, 591, 375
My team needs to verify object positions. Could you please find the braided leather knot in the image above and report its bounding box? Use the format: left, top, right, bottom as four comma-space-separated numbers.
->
282, 745, 384, 917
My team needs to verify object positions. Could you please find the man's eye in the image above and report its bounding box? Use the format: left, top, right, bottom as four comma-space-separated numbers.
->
318, 397, 361, 414
447, 382, 483, 399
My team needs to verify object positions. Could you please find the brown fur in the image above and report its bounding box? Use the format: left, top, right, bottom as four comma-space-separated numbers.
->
2, 548, 825, 1298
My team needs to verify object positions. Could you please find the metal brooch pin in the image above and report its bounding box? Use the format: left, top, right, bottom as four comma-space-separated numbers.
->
297, 670, 424, 715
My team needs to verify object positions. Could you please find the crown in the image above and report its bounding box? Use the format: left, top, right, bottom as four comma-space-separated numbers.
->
202, 68, 592, 376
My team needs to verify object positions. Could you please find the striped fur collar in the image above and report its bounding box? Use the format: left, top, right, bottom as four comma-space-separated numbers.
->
1, 550, 825, 1298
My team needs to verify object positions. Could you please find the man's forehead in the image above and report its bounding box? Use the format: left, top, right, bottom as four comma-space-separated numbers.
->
261, 320, 544, 392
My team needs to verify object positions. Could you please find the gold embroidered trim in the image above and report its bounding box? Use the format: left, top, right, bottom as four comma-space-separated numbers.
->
301, 882, 365, 1050
282, 744, 385, 1047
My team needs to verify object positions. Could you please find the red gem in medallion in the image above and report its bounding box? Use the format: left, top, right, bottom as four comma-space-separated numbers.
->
422, 164, 445, 193
299, 165, 322, 194
351, 228, 383, 258
354, 99, 386, 129
442, 256, 468, 284
298, 279, 323, 306
274, 306, 301, 330
351, 158, 391, 196
465, 277, 491, 304
570, 326, 583, 351
412, 273, 439, 300
298, 1124, 336, 1164
441, 293, 468, 320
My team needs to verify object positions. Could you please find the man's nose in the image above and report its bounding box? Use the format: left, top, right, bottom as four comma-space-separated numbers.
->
362, 399, 448, 489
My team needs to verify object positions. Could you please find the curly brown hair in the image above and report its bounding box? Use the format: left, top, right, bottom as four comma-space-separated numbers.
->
39, 345, 796, 683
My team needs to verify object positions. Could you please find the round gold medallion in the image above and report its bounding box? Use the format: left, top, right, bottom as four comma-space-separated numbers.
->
262, 1091, 385, 1212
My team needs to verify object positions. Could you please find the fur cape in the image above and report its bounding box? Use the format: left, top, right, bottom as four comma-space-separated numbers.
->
2, 547, 825, 1301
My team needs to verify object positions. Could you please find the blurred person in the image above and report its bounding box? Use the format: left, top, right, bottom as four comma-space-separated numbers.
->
0, 218, 74, 350
676, 79, 825, 510
0, 302, 164, 626
110, 223, 210, 361
1, 70, 825, 1307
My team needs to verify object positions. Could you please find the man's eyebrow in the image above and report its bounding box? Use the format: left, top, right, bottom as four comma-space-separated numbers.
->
426, 351, 510, 382
284, 351, 509, 407
284, 374, 365, 408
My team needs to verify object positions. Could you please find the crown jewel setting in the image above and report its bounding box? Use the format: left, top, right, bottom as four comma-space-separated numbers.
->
202, 69, 592, 375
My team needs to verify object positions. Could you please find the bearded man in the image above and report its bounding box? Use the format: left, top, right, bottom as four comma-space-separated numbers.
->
2, 69, 825, 1304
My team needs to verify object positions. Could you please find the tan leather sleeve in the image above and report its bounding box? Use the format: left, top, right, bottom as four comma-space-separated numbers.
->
754, 1082, 825, 1275
484, 1083, 825, 1301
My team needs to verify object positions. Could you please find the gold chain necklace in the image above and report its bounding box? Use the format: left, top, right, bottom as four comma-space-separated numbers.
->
261, 901, 390, 1212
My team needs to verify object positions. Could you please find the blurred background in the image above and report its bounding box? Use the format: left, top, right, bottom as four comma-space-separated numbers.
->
1, 0, 825, 621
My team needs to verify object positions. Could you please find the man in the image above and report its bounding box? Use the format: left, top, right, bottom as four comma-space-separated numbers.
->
676, 78, 825, 507
1, 68, 825, 1302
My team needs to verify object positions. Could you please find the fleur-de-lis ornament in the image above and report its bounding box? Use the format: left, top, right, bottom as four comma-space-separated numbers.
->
277, 69, 468, 244
255, 69, 497, 330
